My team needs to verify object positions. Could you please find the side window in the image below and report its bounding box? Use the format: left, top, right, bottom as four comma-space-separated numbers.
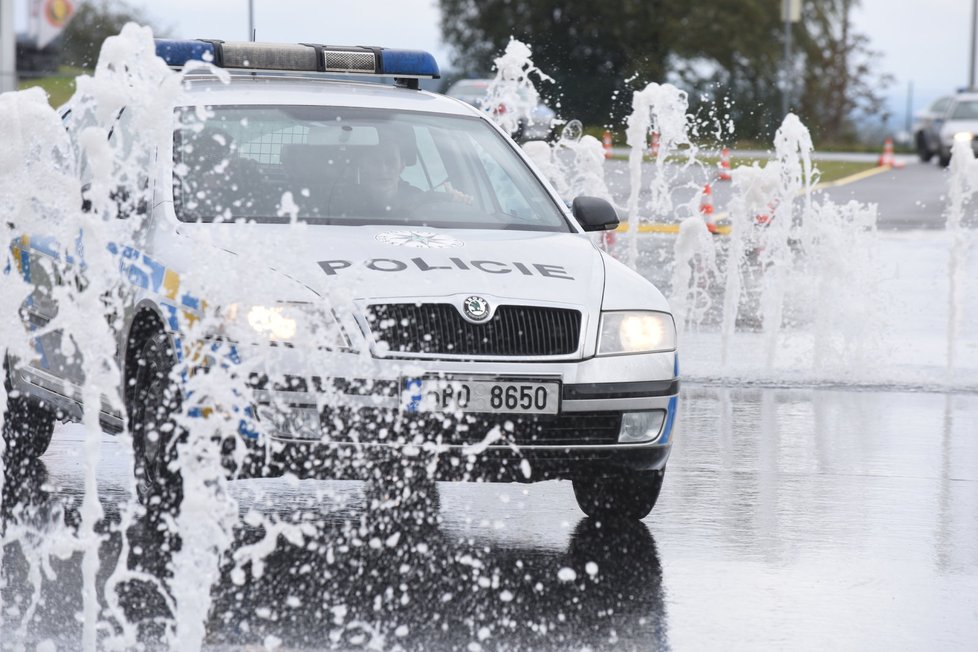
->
932, 98, 950, 115
108, 109, 153, 218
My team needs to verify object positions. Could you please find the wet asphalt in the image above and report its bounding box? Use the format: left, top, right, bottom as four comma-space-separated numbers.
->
2, 384, 977, 650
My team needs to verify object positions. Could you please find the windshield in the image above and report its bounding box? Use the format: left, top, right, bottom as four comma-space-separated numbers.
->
950, 100, 978, 120
172, 105, 569, 231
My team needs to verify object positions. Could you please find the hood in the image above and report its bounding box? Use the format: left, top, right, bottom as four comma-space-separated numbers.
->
178, 224, 607, 314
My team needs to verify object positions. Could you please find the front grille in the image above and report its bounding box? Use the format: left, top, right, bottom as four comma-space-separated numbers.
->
317, 409, 622, 447
366, 303, 582, 357
442, 412, 622, 446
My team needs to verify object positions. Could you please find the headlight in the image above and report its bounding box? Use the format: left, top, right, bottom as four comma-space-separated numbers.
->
954, 131, 974, 142
598, 311, 676, 355
246, 305, 297, 340
222, 302, 351, 348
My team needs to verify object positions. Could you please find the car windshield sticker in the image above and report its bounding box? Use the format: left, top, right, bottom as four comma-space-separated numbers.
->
376, 230, 464, 249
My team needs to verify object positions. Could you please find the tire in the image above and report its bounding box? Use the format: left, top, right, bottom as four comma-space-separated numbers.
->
916, 133, 933, 163
573, 468, 665, 521
128, 333, 184, 514
938, 147, 952, 167
2, 360, 56, 471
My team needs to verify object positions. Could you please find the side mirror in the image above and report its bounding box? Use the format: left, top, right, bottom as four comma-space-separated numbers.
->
572, 196, 619, 232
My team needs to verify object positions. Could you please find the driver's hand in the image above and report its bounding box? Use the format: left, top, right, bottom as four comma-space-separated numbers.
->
443, 182, 474, 205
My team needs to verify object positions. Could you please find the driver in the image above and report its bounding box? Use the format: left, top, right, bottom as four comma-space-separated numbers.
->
363, 139, 420, 211
332, 136, 472, 217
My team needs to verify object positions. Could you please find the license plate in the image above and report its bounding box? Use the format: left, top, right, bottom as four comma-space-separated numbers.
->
401, 378, 559, 415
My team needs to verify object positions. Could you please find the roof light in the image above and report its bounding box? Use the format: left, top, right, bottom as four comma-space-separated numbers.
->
378, 49, 439, 77
154, 39, 439, 80
156, 39, 216, 67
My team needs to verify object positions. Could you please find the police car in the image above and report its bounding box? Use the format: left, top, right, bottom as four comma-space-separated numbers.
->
4, 40, 679, 520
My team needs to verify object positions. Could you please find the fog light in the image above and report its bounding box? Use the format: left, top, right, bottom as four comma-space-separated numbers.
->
257, 406, 321, 440
618, 410, 666, 444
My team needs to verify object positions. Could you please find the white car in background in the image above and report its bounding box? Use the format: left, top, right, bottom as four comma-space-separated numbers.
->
932, 92, 978, 166
4, 40, 678, 521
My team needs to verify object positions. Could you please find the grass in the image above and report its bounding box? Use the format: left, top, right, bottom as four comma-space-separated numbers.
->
608, 153, 876, 184
702, 156, 878, 184
807, 160, 879, 184
17, 67, 88, 107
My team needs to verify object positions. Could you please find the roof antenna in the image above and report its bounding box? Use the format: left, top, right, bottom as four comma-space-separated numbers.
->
248, 0, 256, 41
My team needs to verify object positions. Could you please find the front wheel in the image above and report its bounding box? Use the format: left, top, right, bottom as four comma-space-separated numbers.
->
916, 133, 933, 163
2, 362, 57, 471
573, 468, 665, 520
128, 333, 184, 514
938, 147, 952, 167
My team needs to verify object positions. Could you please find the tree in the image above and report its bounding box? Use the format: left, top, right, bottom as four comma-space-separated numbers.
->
794, 0, 893, 143
667, 0, 785, 142
438, 0, 686, 127
61, 0, 167, 69
439, 0, 893, 145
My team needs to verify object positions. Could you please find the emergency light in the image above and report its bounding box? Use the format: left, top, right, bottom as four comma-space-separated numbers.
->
155, 39, 439, 88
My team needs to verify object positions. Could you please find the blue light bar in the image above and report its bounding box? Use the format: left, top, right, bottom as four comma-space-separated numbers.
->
154, 40, 439, 80
378, 49, 439, 78
155, 39, 216, 67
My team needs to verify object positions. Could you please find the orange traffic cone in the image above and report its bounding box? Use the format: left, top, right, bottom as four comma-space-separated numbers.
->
718, 147, 732, 181
602, 130, 613, 159
699, 183, 717, 233
649, 131, 661, 159
878, 137, 895, 167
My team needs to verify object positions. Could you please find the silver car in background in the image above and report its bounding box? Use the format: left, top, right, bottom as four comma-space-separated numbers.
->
931, 92, 978, 166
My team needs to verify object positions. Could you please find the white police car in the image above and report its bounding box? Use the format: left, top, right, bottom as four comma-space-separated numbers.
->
4, 40, 678, 520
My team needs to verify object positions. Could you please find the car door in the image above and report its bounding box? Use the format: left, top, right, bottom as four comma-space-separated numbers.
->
15, 106, 152, 401
11, 105, 90, 399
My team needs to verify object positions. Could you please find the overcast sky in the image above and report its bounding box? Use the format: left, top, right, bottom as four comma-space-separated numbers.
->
14, 0, 973, 128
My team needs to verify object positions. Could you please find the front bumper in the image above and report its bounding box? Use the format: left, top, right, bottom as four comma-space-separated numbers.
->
235, 349, 679, 482
269, 434, 673, 483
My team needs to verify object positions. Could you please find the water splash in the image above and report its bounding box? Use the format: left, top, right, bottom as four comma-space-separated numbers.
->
0, 23, 245, 650
945, 139, 977, 382
482, 39, 553, 137
715, 115, 884, 375
523, 120, 613, 204
758, 114, 814, 368
624, 82, 696, 265
669, 217, 718, 336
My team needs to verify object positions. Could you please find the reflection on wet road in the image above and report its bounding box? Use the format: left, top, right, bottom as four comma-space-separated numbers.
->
3, 385, 977, 649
